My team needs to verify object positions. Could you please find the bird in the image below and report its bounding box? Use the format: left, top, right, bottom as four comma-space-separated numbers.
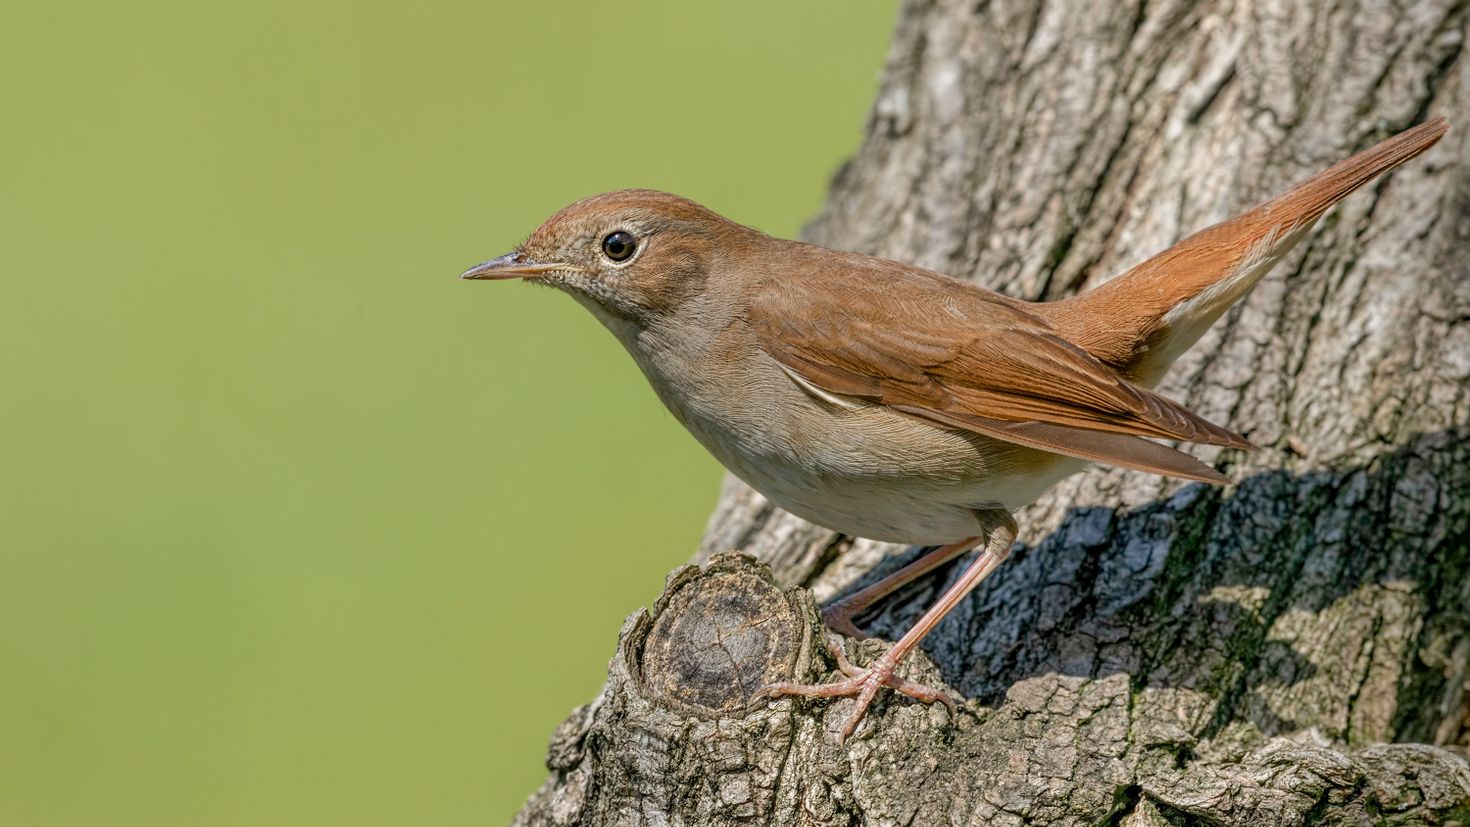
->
460, 117, 1447, 740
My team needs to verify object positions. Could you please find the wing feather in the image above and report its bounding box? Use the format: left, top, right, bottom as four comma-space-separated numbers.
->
893, 406, 1230, 484
749, 262, 1247, 482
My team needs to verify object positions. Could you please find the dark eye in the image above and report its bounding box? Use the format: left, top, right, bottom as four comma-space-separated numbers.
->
601, 231, 637, 262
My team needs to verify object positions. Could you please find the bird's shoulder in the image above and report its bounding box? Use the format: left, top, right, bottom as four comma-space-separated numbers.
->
745, 242, 1040, 353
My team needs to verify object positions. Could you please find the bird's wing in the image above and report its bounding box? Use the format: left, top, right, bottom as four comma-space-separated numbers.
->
748, 267, 1247, 483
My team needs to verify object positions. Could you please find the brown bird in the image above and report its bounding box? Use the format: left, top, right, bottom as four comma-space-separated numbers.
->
461, 118, 1447, 740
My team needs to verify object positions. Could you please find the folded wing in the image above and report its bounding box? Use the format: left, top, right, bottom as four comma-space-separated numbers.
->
749, 268, 1246, 484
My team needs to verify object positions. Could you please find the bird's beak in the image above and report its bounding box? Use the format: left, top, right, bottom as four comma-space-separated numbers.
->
459, 252, 564, 280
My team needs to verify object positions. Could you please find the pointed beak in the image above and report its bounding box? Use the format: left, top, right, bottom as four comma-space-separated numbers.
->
459, 252, 564, 280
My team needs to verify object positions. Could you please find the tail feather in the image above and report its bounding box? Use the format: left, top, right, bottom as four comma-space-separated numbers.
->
1037, 117, 1448, 387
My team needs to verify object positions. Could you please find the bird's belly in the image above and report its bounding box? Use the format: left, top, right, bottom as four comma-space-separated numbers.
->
734, 464, 993, 545
680, 394, 1084, 545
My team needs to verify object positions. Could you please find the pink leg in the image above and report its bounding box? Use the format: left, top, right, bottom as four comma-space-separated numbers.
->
757, 511, 1019, 742
822, 537, 981, 638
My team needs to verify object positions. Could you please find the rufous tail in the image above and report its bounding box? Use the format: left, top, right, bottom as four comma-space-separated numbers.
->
1036, 117, 1448, 387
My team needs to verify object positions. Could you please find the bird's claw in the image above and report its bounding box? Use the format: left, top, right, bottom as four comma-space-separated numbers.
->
754, 635, 960, 742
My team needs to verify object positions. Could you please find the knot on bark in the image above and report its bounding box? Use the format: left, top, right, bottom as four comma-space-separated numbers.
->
635, 552, 810, 714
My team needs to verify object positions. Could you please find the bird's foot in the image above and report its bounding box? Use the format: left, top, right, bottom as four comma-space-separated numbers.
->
754, 635, 959, 742
820, 601, 871, 639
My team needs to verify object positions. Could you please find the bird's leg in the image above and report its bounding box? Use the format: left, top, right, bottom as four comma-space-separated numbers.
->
756, 510, 1018, 742
821, 537, 981, 638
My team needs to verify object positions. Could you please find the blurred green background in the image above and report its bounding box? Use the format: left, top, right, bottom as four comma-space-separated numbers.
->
0, 1, 896, 824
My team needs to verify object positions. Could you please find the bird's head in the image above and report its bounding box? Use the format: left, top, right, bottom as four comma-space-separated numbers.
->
461, 190, 754, 328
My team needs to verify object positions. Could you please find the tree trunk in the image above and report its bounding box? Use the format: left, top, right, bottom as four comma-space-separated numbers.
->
513, 1, 1470, 824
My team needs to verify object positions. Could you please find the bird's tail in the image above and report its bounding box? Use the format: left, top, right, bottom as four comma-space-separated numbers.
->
1036, 117, 1448, 387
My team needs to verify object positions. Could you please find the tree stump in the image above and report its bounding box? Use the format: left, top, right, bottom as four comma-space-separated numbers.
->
514, 0, 1470, 823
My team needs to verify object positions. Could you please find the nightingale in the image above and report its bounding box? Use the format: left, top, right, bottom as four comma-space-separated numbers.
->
461, 118, 1447, 740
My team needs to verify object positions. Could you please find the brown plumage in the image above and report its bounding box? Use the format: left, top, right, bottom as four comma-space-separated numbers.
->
747, 253, 1246, 484
461, 117, 1448, 741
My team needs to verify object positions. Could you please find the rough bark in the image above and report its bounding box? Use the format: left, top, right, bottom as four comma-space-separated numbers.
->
514, 1, 1470, 824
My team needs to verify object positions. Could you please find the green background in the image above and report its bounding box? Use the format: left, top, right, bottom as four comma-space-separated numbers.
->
0, 1, 896, 824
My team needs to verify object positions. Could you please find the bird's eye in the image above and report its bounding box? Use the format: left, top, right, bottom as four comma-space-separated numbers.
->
601, 231, 637, 262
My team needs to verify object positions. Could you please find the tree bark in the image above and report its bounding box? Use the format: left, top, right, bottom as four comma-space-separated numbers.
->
513, 1, 1470, 824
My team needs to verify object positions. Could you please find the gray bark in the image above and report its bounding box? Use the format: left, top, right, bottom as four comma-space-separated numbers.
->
513, 0, 1470, 824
